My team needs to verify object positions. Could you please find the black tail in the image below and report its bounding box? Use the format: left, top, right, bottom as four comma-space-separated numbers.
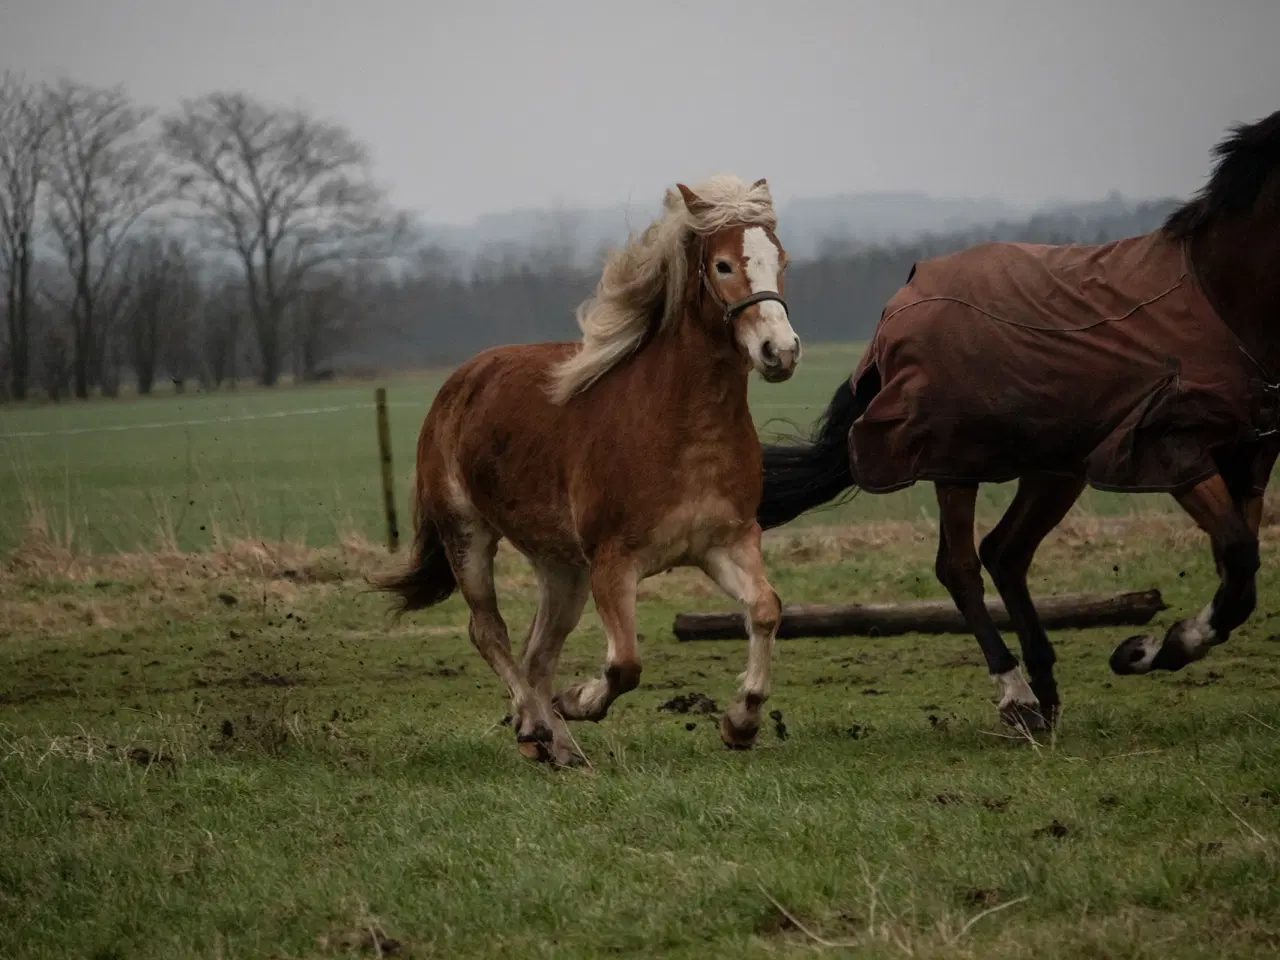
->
373, 515, 457, 615
757, 375, 865, 530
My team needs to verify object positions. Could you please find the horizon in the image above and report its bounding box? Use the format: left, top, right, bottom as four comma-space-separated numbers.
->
437, 185, 1167, 231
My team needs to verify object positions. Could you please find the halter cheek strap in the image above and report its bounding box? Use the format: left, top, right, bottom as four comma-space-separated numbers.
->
699, 263, 789, 324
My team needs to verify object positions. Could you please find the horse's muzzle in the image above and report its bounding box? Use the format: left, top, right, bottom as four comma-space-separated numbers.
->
759, 341, 799, 382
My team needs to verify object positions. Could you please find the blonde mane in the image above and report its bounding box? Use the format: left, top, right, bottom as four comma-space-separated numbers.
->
546, 174, 777, 404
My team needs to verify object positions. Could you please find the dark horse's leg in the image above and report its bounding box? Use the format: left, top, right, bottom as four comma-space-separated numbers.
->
1111, 472, 1259, 674
978, 472, 1087, 724
935, 482, 1048, 731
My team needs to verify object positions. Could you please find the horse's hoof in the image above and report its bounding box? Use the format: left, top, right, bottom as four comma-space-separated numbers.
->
551, 746, 587, 770
1038, 701, 1062, 728
719, 711, 760, 750
1110, 634, 1161, 675
1029, 688, 1062, 728
515, 715, 554, 744
514, 714, 556, 764
999, 700, 1051, 734
552, 685, 609, 723
516, 739, 553, 763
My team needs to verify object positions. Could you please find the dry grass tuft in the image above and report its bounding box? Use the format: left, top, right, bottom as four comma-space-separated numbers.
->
6, 506, 84, 578
0, 723, 188, 771
3, 525, 390, 589
7, 492, 1280, 601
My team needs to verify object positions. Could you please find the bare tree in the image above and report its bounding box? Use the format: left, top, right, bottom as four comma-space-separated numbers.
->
44, 79, 169, 399
161, 92, 405, 386
36, 318, 72, 403
199, 273, 246, 389
0, 71, 52, 401
161, 282, 204, 393
290, 262, 388, 381
291, 271, 347, 382
119, 233, 200, 395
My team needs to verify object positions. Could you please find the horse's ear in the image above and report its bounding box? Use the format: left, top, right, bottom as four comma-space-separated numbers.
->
677, 183, 713, 217
753, 178, 768, 190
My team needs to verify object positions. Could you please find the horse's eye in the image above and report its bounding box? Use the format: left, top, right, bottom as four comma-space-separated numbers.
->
715, 261, 733, 275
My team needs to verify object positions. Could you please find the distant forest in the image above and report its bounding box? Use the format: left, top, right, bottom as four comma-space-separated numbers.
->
368, 196, 1179, 371
0, 71, 1180, 402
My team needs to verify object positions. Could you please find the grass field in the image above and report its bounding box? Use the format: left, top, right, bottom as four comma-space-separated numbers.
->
4, 344, 1280, 958
0, 343, 1178, 556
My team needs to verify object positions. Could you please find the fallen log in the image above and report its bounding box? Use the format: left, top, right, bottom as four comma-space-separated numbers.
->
672, 589, 1167, 641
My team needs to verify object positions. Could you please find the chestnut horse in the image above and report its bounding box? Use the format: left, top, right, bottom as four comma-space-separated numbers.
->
378, 175, 801, 766
756, 110, 1280, 731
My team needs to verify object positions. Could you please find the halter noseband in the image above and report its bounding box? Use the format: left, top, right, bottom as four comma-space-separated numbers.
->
698, 244, 789, 324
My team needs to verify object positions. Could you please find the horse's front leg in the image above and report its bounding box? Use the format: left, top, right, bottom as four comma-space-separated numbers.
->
700, 522, 781, 749
1111, 473, 1259, 674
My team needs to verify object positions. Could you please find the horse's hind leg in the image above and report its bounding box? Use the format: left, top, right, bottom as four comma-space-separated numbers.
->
518, 559, 591, 766
700, 522, 781, 749
978, 472, 1086, 725
1111, 472, 1259, 675
935, 482, 1047, 732
553, 550, 641, 722
443, 521, 558, 759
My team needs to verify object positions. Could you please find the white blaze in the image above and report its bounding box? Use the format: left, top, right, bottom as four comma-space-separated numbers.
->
739, 226, 800, 371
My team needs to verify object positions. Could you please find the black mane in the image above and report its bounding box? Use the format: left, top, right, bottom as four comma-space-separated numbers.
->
1164, 109, 1280, 239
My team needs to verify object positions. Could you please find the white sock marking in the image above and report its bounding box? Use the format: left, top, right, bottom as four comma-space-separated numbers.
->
1181, 602, 1217, 652
994, 668, 1037, 707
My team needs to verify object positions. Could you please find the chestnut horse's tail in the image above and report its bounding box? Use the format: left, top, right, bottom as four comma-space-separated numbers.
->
374, 483, 458, 614
757, 374, 866, 530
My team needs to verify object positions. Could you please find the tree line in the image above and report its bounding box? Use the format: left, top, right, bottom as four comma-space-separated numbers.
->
0, 71, 404, 401
362, 196, 1178, 372
0, 70, 1180, 403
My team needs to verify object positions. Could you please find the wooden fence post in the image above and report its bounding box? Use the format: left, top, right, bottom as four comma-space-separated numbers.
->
374, 387, 400, 552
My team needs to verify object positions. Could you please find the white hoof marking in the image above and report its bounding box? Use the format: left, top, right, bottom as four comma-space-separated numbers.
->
994, 668, 1037, 709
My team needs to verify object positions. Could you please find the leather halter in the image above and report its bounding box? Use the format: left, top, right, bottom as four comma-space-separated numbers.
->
697, 243, 789, 324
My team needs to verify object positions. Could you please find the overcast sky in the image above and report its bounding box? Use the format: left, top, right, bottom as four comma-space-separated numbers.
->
4, 0, 1277, 224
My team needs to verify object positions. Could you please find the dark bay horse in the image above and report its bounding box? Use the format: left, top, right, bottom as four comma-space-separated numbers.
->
756, 110, 1280, 731
378, 175, 801, 766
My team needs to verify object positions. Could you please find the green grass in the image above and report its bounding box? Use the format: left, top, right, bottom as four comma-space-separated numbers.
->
4, 515, 1280, 957
0, 343, 1178, 556
4, 342, 1279, 957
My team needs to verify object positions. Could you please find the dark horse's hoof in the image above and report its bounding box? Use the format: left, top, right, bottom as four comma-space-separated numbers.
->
999, 700, 1052, 733
1110, 634, 1161, 675
1030, 700, 1061, 729
1029, 686, 1062, 728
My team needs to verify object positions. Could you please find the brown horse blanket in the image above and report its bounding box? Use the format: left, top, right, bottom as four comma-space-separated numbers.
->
849, 230, 1277, 494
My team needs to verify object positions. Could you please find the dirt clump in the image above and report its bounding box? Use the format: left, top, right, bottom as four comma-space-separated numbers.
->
657, 692, 719, 715
1033, 819, 1071, 839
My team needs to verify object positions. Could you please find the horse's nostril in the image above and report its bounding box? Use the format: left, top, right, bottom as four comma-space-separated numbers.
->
761, 340, 778, 363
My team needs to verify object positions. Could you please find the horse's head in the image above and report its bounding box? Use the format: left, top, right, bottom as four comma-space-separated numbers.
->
678, 180, 801, 383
